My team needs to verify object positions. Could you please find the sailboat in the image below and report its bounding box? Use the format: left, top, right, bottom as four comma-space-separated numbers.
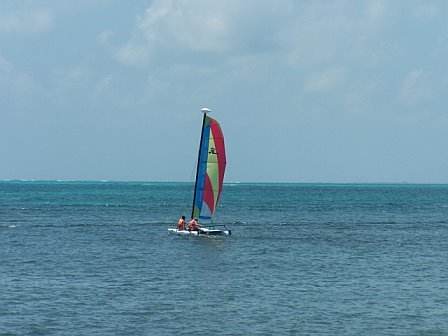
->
168, 108, 231, 236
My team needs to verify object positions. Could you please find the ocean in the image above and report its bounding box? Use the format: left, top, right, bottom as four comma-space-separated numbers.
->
1, 181, 448, 335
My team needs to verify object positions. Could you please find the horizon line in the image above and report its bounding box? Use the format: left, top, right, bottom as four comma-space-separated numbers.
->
1, 179, 448, 185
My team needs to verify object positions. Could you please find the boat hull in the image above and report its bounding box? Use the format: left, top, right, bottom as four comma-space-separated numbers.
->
168, 228, 231, 236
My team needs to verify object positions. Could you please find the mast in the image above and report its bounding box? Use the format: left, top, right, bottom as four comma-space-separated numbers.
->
191, 108, 211, 219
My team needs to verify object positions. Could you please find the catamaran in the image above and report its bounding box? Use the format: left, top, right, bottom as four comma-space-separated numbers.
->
168, 108, 231, 236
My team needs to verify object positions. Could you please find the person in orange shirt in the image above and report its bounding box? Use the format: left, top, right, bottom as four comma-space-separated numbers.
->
177, 216, 186, 231
188, 218, 202, 231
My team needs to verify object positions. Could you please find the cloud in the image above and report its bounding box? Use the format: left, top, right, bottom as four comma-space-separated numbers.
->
113, 0, 298, 66
107, 1, 448, 122
113, 0, 235, 66
0, 9, 53, 35
137, 0, 230, 52
113, 1, 396, 71
112, 1, 393, 69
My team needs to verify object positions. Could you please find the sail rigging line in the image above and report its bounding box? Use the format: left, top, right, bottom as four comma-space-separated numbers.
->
178, 165, 196, 217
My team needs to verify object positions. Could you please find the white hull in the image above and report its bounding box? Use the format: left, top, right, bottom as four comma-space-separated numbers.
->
168, 228, 231, 236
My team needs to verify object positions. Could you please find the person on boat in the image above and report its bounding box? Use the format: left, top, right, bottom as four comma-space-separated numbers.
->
188, 218, 202, 231
177, 216, 186, 231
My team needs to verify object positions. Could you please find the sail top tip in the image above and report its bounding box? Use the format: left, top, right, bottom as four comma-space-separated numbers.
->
201, 108, 212, 114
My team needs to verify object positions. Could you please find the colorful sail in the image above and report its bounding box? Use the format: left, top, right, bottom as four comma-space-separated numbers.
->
192, 116, 226, 221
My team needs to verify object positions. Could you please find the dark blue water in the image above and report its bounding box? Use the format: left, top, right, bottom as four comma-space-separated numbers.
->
1, 182, 448, 335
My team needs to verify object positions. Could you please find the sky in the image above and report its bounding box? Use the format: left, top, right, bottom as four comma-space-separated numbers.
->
1, 0, 448, 183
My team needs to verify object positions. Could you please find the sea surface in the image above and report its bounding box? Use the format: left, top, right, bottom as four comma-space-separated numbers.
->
1, 181, 448, 335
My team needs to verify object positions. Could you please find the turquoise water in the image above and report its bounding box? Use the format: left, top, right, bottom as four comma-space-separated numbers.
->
1, 181, 448, 335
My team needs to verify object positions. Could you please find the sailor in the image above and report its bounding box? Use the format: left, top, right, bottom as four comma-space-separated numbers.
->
188, 218, 201, 231
177, 216, 186, 231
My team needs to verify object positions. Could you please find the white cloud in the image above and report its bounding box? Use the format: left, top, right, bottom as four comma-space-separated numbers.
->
118, 1, 366, 69
114, 0, 236, 66
138, 0, 232, 51
0, 9, 53, 35
113, 0, 299, 67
